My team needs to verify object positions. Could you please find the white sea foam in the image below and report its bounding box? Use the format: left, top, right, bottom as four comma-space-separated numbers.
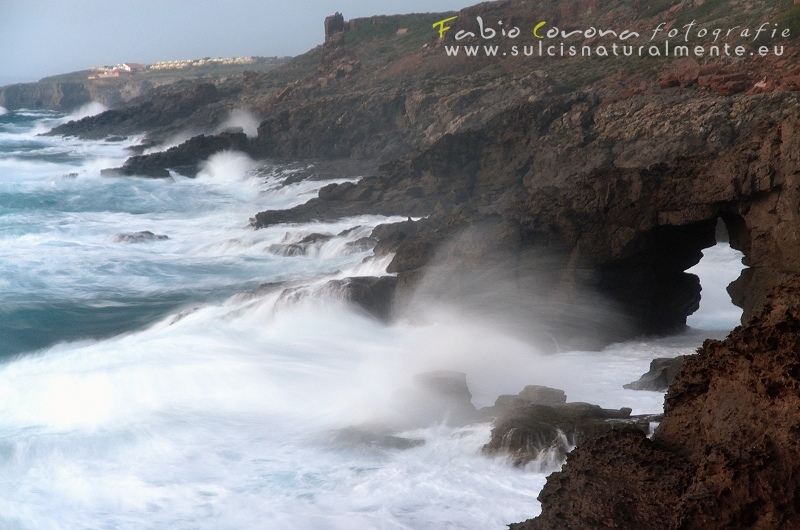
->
0, 106, 7, 115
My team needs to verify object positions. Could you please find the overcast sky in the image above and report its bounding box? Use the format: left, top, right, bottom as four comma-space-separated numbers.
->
0, 0, 471, 84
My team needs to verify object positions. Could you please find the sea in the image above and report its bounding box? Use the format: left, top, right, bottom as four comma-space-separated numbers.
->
0, 104, 744, 529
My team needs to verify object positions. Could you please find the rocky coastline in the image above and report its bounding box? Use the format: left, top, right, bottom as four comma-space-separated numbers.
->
25, 0, 800, 527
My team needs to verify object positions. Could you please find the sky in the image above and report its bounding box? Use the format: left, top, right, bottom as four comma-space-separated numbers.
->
0, 0, 471, 84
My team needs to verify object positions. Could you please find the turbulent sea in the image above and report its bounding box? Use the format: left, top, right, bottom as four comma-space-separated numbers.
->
0, 106, 744, 529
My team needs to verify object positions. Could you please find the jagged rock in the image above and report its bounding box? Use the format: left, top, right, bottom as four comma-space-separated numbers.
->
510, 430, 692, 530
624, 356, 687, 392
114, 231, 169, 243
107, 131, 249, 178
267, 243, 305, 257
298, 233, 334, 245
520, 282, 800, 529
344, 236, 377, 252
325, 276, 397, 322
482, 402, 648, 466
267, 233, 334, 257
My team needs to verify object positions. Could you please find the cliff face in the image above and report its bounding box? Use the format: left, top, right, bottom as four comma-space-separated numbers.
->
517, 280, 800, 529
0, 78, 160, 112
252, 89, 800, 339
0, 82, 92, 112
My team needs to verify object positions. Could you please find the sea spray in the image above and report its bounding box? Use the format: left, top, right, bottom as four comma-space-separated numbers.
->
218, 108, 261, 137
65, 101, 108, 121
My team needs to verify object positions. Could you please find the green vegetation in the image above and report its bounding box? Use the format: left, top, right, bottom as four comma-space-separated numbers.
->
642, 0, 680, 19
773, 4, 800, 40
344, 12, 453, 65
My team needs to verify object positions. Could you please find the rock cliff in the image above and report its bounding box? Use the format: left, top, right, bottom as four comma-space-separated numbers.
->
516, 280, 800, 529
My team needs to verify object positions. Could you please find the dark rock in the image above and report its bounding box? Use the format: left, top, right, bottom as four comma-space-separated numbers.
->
252, 90, 800, 343
267, 243, 305, 257
111, 131, 249, 178
298, 233, 333, 245
624, 356, 687, 392
482, 402, 648, 466
114, 231, 169, 243
267, 233, 335, 257
345, 236, 377, 252
325, 276, 397, 322
324, 12, 346, 43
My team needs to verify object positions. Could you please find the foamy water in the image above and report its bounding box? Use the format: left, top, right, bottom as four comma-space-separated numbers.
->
0, 108, 743, 529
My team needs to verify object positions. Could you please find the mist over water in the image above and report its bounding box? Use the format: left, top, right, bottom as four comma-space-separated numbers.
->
0, 109, 744, 528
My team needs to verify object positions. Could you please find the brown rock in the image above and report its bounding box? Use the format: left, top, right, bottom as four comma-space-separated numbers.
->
519, 282, 800, 529
659, 58, 701, 89
482, 402, 648, 466
624, 356, 687, 391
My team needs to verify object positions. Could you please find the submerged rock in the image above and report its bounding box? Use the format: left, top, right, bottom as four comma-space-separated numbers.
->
624, 356, 687, 392
327, 427, 424, 451
114, 231, 169, 243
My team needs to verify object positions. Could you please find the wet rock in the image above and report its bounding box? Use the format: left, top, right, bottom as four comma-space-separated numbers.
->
114, 231, 169, 243
344, 236, 377, 253
298, 233, 333, 245
267, 233, 334, 257
107, 131, 249, 178
624, 356, 687, 392
325, 275, 397, 322
483, 402, 648, 466
267, 243, 305, 257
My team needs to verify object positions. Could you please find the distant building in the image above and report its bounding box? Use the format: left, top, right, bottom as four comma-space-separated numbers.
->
119, 63, 146, 72
88, 63, 144, 80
